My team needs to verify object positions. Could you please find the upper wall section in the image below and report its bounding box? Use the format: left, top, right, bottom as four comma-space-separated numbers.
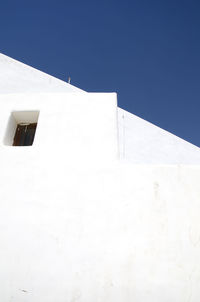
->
0, 53, 84, 94
0, 93, 118, 163
118, 108, 200, 164
2, 52, 200, 164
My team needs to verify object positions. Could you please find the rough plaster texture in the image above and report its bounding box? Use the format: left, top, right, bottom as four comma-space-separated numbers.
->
1, 156, 200, 301
1, 54, 200, 301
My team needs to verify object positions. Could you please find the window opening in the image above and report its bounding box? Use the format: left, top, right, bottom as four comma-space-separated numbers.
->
13, 123, 37, 146
4, 111, 39, 146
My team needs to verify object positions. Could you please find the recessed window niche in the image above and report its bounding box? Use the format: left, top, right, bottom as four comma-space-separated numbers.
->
4, 111, 39, 146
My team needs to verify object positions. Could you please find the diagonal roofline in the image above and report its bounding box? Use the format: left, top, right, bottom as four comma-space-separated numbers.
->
0, 52, 85, 94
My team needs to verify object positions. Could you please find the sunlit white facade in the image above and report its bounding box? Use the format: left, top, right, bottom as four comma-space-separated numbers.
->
1, 53, 200, 301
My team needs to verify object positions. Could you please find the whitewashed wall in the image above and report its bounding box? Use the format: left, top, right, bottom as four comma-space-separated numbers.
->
0, 93, 118, 162
118, 108, 200, 164
0, 92, 200, 301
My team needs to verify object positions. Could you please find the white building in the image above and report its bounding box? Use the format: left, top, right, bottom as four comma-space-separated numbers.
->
0, 52, 200, 302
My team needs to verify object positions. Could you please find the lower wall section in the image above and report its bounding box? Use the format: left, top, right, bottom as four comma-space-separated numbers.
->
0, 163, 200, 302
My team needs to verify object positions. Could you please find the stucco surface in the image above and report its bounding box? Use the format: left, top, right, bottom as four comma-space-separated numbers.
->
1, 52, 200, 164
118, 108, 200, 164
0, 157, 200, 301
1, 55, 200, 301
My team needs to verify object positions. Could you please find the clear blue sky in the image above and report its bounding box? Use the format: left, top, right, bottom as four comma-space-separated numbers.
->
1, 0, 200, 146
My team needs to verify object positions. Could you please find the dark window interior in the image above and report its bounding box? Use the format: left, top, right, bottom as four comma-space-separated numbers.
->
13, 123, 37, 146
